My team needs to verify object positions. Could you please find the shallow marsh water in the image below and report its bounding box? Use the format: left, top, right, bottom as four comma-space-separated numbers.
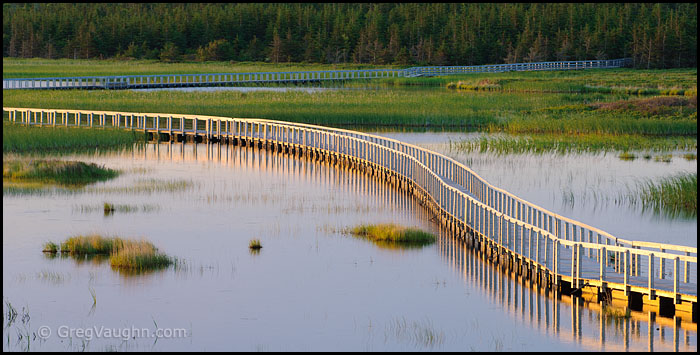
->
3, 141, 696, 351
372, 131, 697, 248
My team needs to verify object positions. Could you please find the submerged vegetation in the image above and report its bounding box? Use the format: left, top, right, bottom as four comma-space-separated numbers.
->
348, 224, 435, 248
46, 234, 174, 271
3, 158, 119, 186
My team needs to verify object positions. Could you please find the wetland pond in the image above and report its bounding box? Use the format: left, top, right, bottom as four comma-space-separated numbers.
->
3, 137, 696, 351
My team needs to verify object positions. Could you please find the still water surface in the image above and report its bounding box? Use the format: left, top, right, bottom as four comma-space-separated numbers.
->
3, 142, 697, 351
372, 131, 697, 247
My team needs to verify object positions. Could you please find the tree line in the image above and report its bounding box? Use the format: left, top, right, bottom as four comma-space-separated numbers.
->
3, 3, 696, 68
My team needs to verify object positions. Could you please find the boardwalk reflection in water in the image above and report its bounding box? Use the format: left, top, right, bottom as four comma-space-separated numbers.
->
140, 141, 695, 352
4, 140, 695, 351
435, 227, 696, 352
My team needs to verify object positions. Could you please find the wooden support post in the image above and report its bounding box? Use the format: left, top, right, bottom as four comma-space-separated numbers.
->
673, 257, 680, 304
648, 253, 655, 301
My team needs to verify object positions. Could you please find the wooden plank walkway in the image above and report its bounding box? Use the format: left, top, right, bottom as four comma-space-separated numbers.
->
3, 106, 695, 319
3, 58, 632, 90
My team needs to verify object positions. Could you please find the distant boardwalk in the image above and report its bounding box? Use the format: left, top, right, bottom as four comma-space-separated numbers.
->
3, 58, 631, 90
4, 105, 695, 322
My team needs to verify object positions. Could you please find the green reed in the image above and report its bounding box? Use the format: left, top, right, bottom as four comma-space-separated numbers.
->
3, 119, 144, 154
449, 134, 697, 155
630, 173, 697, 218
50, 234, 173, 270
349, 224, 435, 244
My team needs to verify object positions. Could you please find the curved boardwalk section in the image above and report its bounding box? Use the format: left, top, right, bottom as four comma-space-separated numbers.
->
2, 59, 631, 90
4, 106, 696, 320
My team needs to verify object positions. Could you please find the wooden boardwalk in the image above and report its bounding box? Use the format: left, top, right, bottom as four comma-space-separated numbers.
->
2, 58, 631, 90
3, 106, 695, 321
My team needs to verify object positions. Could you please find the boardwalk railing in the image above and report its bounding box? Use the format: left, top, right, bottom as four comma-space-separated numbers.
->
4, 106, 695, 310
2, 58, 632, 90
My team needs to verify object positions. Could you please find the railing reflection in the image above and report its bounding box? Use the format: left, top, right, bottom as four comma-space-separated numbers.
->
435, 226, 696, 352
136, 141, 695, 352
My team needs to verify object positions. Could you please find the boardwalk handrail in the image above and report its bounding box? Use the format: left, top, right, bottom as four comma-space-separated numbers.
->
4, 106, 695, 304
2, 58, 632, 90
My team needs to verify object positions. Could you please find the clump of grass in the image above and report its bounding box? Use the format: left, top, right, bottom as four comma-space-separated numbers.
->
653, 154, 673, 163
47, 234, 173, 271
103, 202, 115, 214
446, 79, 502, 91
602, 305, 631, 319
633, 173, 697, 218
42, 241, 59, 253
249, 239, 262, 250
348, 224, 435, 246
683, 153, 697, 160
109, 240, 173, 270
3, 158, 119, 186
60, 235, 116, 254
618, 152, 636, 161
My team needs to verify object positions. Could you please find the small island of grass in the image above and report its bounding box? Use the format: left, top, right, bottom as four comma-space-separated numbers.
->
3, 158, 119, 186
249, 239, 263, 249
348, 224, 436, 249
45, 234, 173, 271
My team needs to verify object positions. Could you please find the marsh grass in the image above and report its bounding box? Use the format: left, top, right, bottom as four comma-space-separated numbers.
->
385, 317, 445, 349
632, 173, 697, 218
653, 154, 673, 163
41, 242, 59, 253
73, 203, 160, 215
3, 119, 144, 154
49, 234, 173, 271
448, 134, 696, 155
683, 153, 697, 160
35, 270, 70, 284
109, 241, 173, 270
248, 239, 262, 249
601, 305, 631, 320
2, 58, 405, 78
3, 177, 193, 196
5, 85, 695, 140
618, 152, 637, 161
348, 224, 435, 248
3, 157, 119, 186
103, 202, 115, 214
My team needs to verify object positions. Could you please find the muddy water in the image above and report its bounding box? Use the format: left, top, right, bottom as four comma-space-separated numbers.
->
2, 142, 697, 351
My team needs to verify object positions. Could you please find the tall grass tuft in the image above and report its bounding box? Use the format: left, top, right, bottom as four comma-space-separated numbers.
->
349, 224, 435, 245
109, 239, 173, 270
42, 241, 59, 253
634, 173, 697, 218
49, 234, 173, 271
248, 239, 262, 249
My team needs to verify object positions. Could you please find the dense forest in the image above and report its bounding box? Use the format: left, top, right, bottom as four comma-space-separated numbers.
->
3, 3, 697, 68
